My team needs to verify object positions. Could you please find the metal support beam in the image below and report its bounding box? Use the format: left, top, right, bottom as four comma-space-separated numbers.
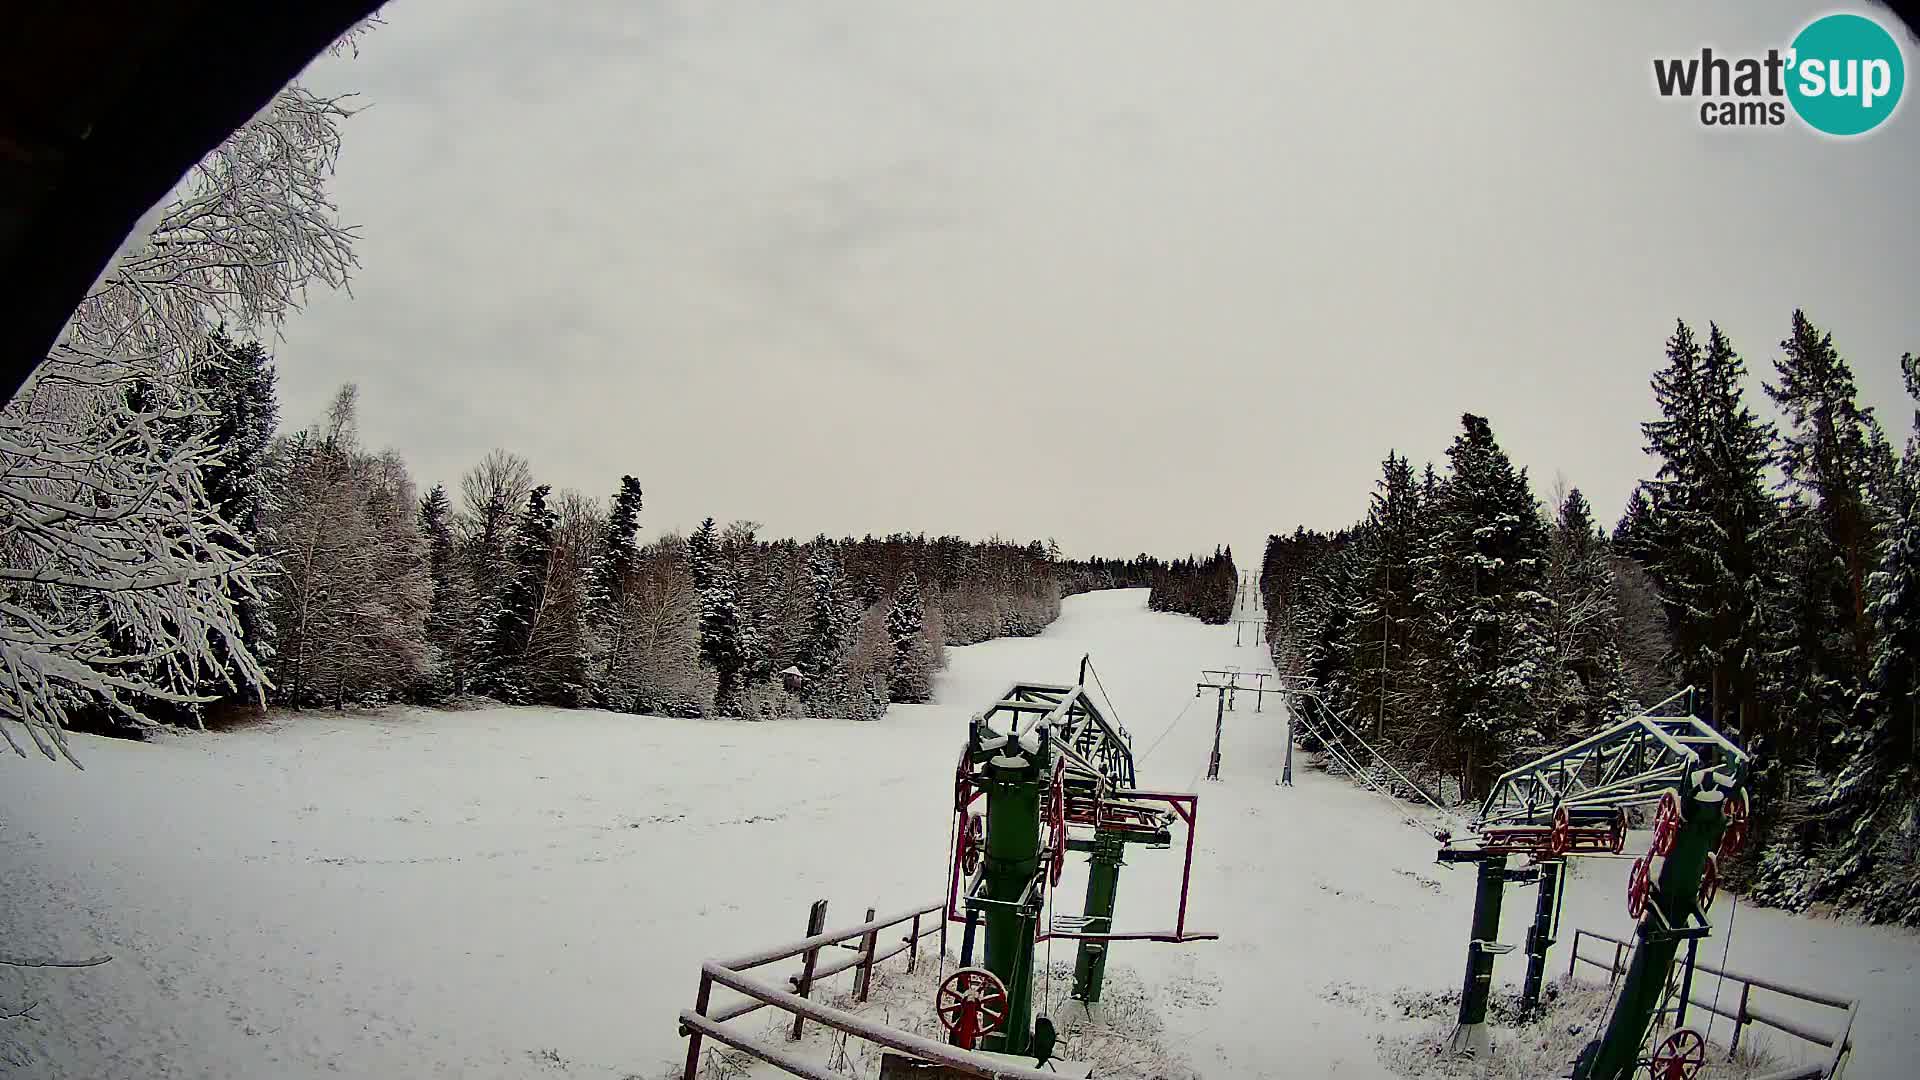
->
1280, 701, 1295, 787
1521, 860, 1561, 1017
979, 747, 1045, 1055
1575, 783, 1729, 1080
1447, 854, 1510, 1058
1207, 688, 1225, 781
1070, 830, 1126, 1003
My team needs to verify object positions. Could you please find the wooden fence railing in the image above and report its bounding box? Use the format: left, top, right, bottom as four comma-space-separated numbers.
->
1567, 927, 1857, 1079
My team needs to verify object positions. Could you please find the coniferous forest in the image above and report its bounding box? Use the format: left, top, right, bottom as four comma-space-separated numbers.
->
1148, 547, 1238, 624
1261, 312, 1920, 925
64, 359, 1214, 730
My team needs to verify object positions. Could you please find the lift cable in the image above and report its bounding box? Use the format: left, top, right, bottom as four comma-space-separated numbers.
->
1083, 657, 1129, 741
1136, 694, 1200, 766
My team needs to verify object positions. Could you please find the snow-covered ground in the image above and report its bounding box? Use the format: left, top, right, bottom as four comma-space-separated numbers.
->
2, 589, 1915, 1078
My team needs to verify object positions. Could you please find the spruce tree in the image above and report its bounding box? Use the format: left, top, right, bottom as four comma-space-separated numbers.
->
1632, 321, 1778, 736
1429, 414, 1553, 797
1804, 360, 1920, 922
801, 546, 853, 711
689, 518, 750, 716
478, 485, 557, 704
1346, 452, 1421, 737
418, 484, 478, 698
1810, 460, 1920, 920
887, 570, 930, 703
598, 476, 644, 608
592, 476, 644, 704
1764, 312, 1885, 768
1542, 488, 1631, 744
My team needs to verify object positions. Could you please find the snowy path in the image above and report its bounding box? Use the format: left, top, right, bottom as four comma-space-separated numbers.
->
2, 589, 1915, 1078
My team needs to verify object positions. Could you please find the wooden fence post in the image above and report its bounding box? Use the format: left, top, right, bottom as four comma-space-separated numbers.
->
856, 906, 879, 1002
789, 899, 829, 1041
1730, 982, 1752, 1057
682, 971, 712, 1080
907, 911, 922, 974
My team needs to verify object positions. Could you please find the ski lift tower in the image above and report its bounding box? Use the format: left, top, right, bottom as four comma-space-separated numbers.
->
1433, 689, 1751, 1076
946, 657, 1216, 1055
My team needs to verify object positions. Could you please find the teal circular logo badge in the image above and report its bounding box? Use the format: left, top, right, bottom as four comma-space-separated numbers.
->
1787, 13, 1905, 136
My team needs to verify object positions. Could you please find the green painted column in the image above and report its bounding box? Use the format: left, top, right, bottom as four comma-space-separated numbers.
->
1447, 854, 1509, 1058
980, 751, 1044, 1055
1070, 829, 1126, 1003
1521, 860, 1562, 1017
1577, 788, 1728, 1080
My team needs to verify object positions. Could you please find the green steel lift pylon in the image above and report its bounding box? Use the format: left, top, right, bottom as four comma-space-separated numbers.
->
1433, 689, 1748, 1072
1574, 774, 1732, 1080
973, 734, 1048, 1054
948, 664, 1215, 1055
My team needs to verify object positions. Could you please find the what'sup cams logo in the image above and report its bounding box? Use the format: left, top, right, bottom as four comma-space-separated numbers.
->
1654, 12, 1906, 135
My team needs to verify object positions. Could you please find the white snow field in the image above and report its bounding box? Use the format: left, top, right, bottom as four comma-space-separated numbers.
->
2, 589, 1916, 1079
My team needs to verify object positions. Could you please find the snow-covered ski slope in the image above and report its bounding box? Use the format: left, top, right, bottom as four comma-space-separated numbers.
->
2, 589, 1915, 1078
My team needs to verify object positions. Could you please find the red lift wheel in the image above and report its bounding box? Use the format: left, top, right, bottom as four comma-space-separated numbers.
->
1648, 1027, 1707, 1080
1719, 790, 1749, 858
1549, 806, 1572, 856
1047, 767, 1068, 887
1612, 808, 1630, 855
937, 967, 1009, 1050
954, 748, 972, 813
960, 812, 985, 876
1627, 853, 1654, 920
1651, 791, 1683, 856
1697, 852, 1719, 912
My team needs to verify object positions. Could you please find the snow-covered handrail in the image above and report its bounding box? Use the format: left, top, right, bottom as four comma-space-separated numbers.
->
717, 902, 943, 972
699, 963, 1065, 1080
1567, 927, 1856, 1078
682, 898, 1064, 1080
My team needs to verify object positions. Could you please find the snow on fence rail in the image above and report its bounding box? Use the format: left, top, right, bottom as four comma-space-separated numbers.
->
680, 898, 1059, 1080
1567, 928, 1858, 1079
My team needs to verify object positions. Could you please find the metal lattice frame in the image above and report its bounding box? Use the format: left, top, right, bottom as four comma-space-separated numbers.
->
975, 679, 1137, 791
1476, 689, 1748, 828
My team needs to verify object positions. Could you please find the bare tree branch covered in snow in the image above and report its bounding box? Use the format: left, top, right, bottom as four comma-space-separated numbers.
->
1, 77, 360, 762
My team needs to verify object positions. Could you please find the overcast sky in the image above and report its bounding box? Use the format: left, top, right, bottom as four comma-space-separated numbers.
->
276, 2, 1919, 563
